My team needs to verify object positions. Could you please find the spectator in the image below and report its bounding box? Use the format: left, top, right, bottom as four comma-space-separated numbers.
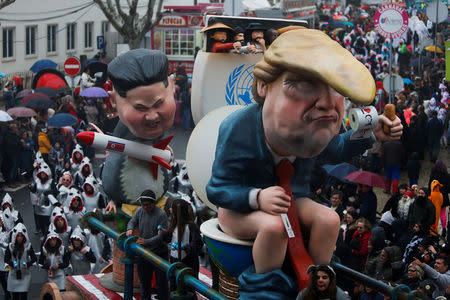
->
358, 185, 377, 226
382, 139, 405, 195
350, 218, 372, 272
80, 69, 95, 92
296, 264, 350, 300
49, 141, 64, 180
428, 160, 450, 238
413, 256, 450, 298
19, 130, 33, 180
406, 152, 420, 187
367, 246, 397, 282
84, 99, 99, 124
37, 125, 52, 164
396, 263, 424, 290
12, 76, 23, 99
429, 180, 444, 236
427, 110, 444, 162
417, 279, 435, 300
4, 123, 22, 187
126, 190, 169, 300
330, 191, 345, 221
2, 82, 14, 111
408, 187, 436, 234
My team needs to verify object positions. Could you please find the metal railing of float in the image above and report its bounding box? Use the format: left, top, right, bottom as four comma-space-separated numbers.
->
84, 212, 227, 300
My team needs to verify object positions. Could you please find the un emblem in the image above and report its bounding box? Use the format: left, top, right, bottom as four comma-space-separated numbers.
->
225, 64, 255, 105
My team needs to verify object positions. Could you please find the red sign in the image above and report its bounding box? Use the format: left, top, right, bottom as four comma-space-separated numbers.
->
159, 15, 187, 27
374, 4, 408, 39
168, 60, 194, 75
64, 57, 81, 76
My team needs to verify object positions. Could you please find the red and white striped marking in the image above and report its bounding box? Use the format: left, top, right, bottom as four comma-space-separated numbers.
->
68, 266, 214, 299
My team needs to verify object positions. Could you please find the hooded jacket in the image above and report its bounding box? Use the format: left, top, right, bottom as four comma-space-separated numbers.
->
69, 226, 96, 275
86, 229, 111, 274
74, 157, 93, 188
38, 131, 52, 155
1, 193, 20, 229
70, 144, 84, 175
65, 190, 86, 229
82, 175, 105, 212
5, 223, 37, 292
39, 230, 70, 290
30, 162, 58, 216
49, 206, 72, 247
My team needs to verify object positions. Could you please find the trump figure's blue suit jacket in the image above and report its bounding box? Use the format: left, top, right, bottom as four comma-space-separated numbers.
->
206, 103, 373, 213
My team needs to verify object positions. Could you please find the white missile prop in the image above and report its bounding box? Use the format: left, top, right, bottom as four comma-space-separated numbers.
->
76, 131, 173, 180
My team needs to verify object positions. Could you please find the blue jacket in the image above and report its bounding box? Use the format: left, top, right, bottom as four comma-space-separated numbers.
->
207, 103, 373, 213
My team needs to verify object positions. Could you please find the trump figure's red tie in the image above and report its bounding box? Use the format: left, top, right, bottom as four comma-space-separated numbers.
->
275, 159, 314, 290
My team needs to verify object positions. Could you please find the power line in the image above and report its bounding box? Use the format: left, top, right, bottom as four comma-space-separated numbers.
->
5, 2, 97, 44
0, 2, 94, 22
0, 2, 93, 15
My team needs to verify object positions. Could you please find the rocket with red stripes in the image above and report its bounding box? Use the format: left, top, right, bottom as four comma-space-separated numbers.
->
76, 131, 173, 179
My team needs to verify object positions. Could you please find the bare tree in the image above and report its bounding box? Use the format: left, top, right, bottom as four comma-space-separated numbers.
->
93, 0, 164, 49
0, 0, 15, 10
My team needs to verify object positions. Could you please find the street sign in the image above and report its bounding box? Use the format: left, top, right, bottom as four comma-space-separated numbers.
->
64, 57, 81, 76
374, 4, 409, 39
426, 1, 448, 23
97, 35, 105, 50
383, 74, 404, 94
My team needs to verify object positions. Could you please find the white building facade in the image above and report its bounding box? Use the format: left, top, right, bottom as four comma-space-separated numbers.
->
0, 0, 117, 75
0, 0, 210, 75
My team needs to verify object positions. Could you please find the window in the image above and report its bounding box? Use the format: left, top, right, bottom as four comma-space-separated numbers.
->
25, 26, 37, 55
2, 27, 14, 58
84, 22, 93, 48
164, 29, 195, 56
47, 24, 57, 53
101, 21, 109, 37
66, 23, 76, 50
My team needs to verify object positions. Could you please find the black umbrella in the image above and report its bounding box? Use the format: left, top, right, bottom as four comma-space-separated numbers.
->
410, 56, 432, 67
329, 19, 346, 30
35, 87, 57, 98
21, 92, 50, 105
24, 97, 56, 110
56, 86, 72, 97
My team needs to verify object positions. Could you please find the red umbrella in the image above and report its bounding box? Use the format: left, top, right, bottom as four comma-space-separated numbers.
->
344, 171, 387, 189
21, 92, 50, 105
7, 107, 37, 118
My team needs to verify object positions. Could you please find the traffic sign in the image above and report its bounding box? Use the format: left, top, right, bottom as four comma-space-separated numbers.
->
426, 1, 448, 23
383, 74, 404, 94
64, 57, 81, 76
374, 4, 409, 39
97, 35, 105, 50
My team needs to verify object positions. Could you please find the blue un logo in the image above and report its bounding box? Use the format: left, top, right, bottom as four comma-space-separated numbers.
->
225, 64, 255, 105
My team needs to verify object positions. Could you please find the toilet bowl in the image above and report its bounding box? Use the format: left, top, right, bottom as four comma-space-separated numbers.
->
200, 218, 253, 277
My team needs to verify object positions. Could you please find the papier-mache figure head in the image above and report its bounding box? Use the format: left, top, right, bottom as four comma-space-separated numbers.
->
107, 49, 176, 140
251, 29, 375, 158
